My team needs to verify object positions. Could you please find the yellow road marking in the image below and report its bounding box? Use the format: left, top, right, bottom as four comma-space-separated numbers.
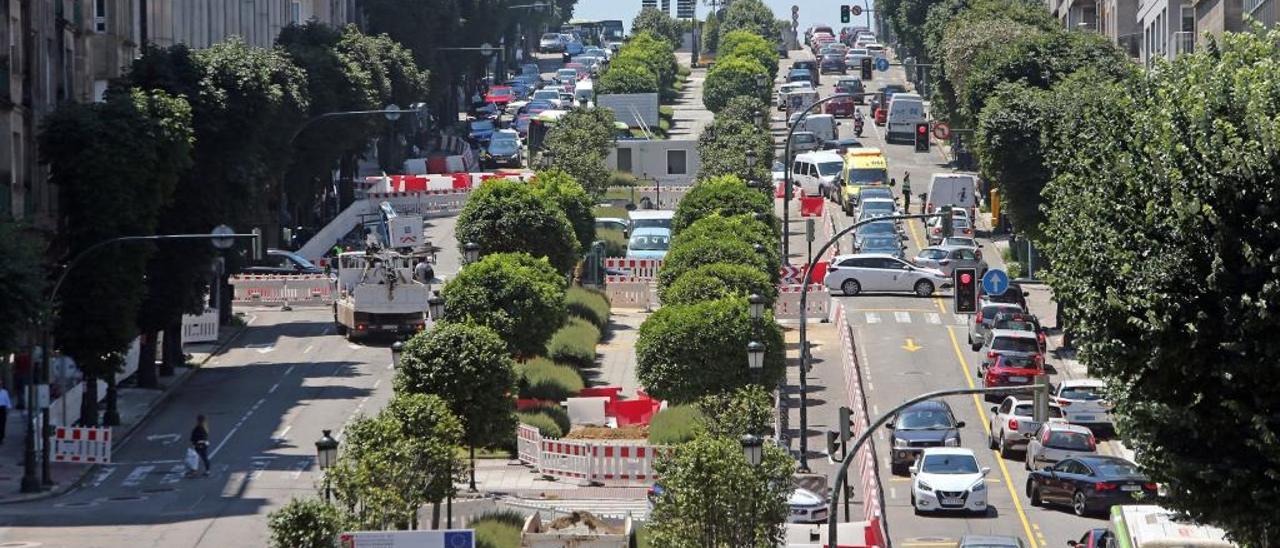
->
945, 325, 1041, 548
902, 338, 923, 352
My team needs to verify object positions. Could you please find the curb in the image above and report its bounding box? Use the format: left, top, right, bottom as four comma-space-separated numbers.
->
0, 323, 249, 505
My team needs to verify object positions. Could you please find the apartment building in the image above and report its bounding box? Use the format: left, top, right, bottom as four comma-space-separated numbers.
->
1138, 0, 1195, 64
1245, 0, 1277, 26
1100, 0, 1141, 57
1052, 0, 1100, 30
1193, 0, 1244, 47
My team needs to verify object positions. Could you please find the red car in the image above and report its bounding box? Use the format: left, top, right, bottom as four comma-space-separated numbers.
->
484, 86, 514, 107
874, 106, 888, 126
982, 353, 1045, 395
824, 96, 857, 117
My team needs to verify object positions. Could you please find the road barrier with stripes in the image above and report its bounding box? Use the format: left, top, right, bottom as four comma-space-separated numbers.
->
774, 284, 830, 320
603, 278, 654, 310
52, 426, 112, 464
515, 424, 671, 486
608, 185, 692, 210
603, 258, 663, 280
835, 301, 887, 530
230, 274, 333, 305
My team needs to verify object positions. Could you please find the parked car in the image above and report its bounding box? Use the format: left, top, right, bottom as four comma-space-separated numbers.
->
482, 130, 523, 168
825, 253, 950, 297
788, 487, 830, 523
981, 353, 1045, 399
988, 395, 1066, 458
887, 400, 964, 474
821, 138, 864, 155
915, 245, 987, 277
242, 249, 324, 275
978, 329, 1044, 370
911, 448, 989, 515
1026, 456, 1157, 516
1054, 379, 1115, 429
968, 302, 1025, 348
1025, 422, 1097, 471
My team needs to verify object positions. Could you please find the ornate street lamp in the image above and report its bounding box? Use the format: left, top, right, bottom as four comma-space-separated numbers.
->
753, 109, 765, 128
463, 242, 481, 264
428, 291, 446, 320
741, 434, 764, 467
748, 294, 766, 321
747, 341, 765, 375
315, 430, 340, 502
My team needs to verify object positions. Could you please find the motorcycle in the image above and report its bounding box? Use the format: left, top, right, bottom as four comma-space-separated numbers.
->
854, 112, 865, 137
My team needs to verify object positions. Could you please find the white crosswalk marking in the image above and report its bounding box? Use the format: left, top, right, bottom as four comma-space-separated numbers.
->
954, 314, 967, 325
926, 313, 941, 324
161, 464, 187, 484
894, 312, 911, 323
865, 312, 881, 323
122, 465, 155, 487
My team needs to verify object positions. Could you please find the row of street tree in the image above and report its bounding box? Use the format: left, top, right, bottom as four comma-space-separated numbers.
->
882, 0, 1280, 540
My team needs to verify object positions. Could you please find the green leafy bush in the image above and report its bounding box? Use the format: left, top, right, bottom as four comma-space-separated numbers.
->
648, 405, 706, 444
523, 403, 571, 436
670, 213, 780, 279
441, 252, 567, 359
473, 510, 525, 548
267, 497, 346, 548
657, 236, 774, 297
547, 317, 602, 369
671, 174, 774, 234
663, 263, 776, 307
702, 56, 769, 113
517, 357, 585, 401
566, 286, 611, 330
517, 411, 564, 438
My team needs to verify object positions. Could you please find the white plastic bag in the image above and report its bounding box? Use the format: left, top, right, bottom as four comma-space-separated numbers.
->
185, 448, 200, 472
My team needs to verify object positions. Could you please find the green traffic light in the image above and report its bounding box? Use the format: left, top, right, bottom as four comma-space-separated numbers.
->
841, 5, 851, 23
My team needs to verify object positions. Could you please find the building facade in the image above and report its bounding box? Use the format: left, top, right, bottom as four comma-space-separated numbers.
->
1245, 0, 1277, 27
1100, 0, 1141, 58
1194, 0, 1244, 47
1138, 0, 1194, 65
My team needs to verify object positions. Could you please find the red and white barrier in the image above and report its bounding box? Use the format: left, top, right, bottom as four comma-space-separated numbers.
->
603, 258, 664, 280
515, 425, 671, 486
604, 279, 653, 310
835, 301, 886, 531
774, 284, 830, 320
52, 426, 112, 464
230, 274, 333, 305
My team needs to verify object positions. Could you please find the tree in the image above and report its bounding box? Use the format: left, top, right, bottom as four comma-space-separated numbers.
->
544, 107, 617, 196
662, 263, 776, 307
636, 296, 784, 403
671, 175, 774, 234
696, 118, 774, 191
614, 33, 679, 96
268, 498, 347, 548
41, 88, 193, 425
0, 222, 46, 356
530, 169, 596, 252
439, 252, 567, 359
719, 0, 777, 43
657, 235, 777, 296
670, 213, 780, 279
702, 11, 721, 52
698, 385, 773, 438
892, 0, 947, 61
974, 82, 1053, 239
927, 6, 1049, 126
648, 434, 794, 547
717, 95, 769, 126
632, 7, 682, 46
1038, 29, 1280, 545
718, 30, 778, 79
395, 322, 516, 491
702, 56, 769, 113
598, 57, 659, 94
455, 178, 579, 274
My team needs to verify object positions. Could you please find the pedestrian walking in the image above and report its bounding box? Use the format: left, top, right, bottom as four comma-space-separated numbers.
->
0, 382, 10, 444
918, 192, 928, 213
190, 415, 211, 477
901, 171, 913, 212
414, 258, 434, 284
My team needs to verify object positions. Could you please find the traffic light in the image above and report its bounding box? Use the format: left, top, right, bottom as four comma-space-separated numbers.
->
915, 122, 930, 152
827, 431, 841, 458
841, 5, 851, 23
1032, 374, 1051, 422
954, 267, 978, 314
941, 205, 954, 238
860, 57, 873, 80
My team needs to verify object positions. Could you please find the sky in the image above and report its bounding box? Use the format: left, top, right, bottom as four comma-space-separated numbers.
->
569, 0, 877, 36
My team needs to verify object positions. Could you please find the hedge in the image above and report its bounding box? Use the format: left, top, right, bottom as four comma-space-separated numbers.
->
547, 317, 602, 369
648, 405, 706, 444
662, 263, 777, 307
474, 510, 525, 548
518, 357, 585, 401
523, 403, 571, 436
517, 411, 564, 438
657, 236, 773, 298
566, 286, 611, 331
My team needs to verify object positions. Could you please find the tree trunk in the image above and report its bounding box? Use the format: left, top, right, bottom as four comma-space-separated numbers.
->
431, 502, 440, 529
161, 318, 183, 375
137, 330, 159, 388
103, 372, 120, 426
219, 275, 233, 326
79, 373, 99, 426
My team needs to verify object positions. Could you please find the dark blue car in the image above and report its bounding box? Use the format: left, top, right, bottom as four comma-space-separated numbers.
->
469, 119, 496, 143
1026, 455, 1158, 516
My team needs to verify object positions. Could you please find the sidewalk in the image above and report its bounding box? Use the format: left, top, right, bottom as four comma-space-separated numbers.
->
592, 309, 645, 399
669, 52, 712, 139
0, 325, 243, 503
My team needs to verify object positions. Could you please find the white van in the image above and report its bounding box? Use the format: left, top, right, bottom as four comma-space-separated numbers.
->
926, 173, 979, 220
885, 92, 926, 144
627, 209, 675, 231
784, 89, 820, 114
776, 82, 813, 110
573, 79, 595, 107
792, 151, 845, 198
799, 114, 839, 142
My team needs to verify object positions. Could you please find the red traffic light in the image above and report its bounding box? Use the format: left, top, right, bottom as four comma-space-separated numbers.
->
960, 272, 973, 284
917, 124, 928, 134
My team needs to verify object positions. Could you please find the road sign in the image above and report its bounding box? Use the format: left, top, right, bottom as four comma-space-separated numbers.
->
875, 57, 890, 72
933, 122, 951, 140
211, 224, 235, 249
52, 426, 112, 464
852, 4, 863, 16
982, 268, 1010, 296
479, 42, 496, 57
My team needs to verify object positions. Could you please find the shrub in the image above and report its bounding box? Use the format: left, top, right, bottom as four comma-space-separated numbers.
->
526, 403, 572, 435
455, 178, 579, 274
518, 357, 584, 401
517, 411, 564, 438
473, 511, 524, 548
441, 252, 567, 359
657, 236, 774, 296
648, 405, 706, 444
702, 56, 769, 113
547, 317, 602, 368
662, 263, 776, 307
599, 57, 659, 94
671, 213, 780, 278
566, 286, 611, 330
267, 497, 346, 548
671, 174, 774, 234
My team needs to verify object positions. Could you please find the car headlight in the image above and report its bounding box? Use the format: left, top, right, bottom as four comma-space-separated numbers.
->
971, 482, 986, 493
894, 438, 908, 448
944, 437, 960, 447
918, 481, 933, 492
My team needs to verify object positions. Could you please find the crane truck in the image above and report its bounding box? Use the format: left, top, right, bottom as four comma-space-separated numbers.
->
332, 202, 434, 340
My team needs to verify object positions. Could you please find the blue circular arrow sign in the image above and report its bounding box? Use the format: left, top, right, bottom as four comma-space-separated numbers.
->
982, 268, 1010, 296
875, 57, 890, 72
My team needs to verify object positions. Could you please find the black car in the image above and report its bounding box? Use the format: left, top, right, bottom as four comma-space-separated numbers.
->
819, 53, 847, 74
886, 400, 965, 475
1026, 456, 1158, 516
982, 281, 1030, 311
241, 249, 324, 275
791, 60, 821, 85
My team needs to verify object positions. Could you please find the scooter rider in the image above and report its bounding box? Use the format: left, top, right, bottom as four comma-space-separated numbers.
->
853, 108, 865, 137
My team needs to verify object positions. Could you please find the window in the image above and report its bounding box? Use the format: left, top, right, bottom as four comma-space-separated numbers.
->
1181, 4, 1194, 31
616, 147, 633, 173
290, 1, 303, 24
94, 0, 106, 32
666, 149, 687, 175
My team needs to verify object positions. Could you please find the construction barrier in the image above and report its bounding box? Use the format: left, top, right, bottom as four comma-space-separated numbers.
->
230, 274, 334, 305
514, 424, 671, 486
52, 426, 112, 464
181, 307, 219, 344
774, 284, 830, 320
800, 196, 826, 217
602, 258, 664, 280
835, 301, 886, 531
780, 261, 830, 285
604, 279, 654, 310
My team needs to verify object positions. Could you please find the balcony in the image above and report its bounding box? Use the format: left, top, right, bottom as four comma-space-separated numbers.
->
1174, 31, 1194, 55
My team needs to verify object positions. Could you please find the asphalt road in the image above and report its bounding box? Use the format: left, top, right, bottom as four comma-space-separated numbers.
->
780, 46, 1114, 548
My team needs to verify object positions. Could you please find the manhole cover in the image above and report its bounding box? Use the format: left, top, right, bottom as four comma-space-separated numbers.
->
107, 495, 146, 502
141, 487, 175, 493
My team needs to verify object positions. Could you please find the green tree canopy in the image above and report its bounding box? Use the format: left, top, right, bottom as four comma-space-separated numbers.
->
648, 434, 794, 546
267, 497, 347, 548
598, 56, 659, 94
702, 56, 770, 113
658, 235, 777, 293
719, 0, 778, 43
544, 107, 617, 196
455, 178, 579, 274
719, 30, 778, 79
1039, 29, 1280, 545
395, 322, 516, 451
631, 7, 682, 46
702, 11, 721, 52
671, 213, 780, 274
440, 252, 567, 359
717, 95, 770, 126
696, 117, 774, 190
662, 262, 777, 308
698, 385, 774, 438
672, 174, 774, 234
615, 32, 679, 95
974, 81, 1053, 239
0, 222, 46, 355
636, 296, 784, 403
531, 169, 596, 252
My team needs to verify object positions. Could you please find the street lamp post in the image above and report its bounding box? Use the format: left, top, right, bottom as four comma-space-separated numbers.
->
22, 230, 259, 493
745, 149, 759, 190
782, 93, 855, 262
463, 242, 481, 265
741, 433, 764, 545
753, 109, 764, 129
315, 429, 339, 503
390, 341, 404, 369
746, 341, 764, 381
427, 291, 446, 321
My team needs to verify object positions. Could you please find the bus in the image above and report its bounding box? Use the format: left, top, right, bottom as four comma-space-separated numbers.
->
838, 148, 890, 215
1110, 506, 1235, 548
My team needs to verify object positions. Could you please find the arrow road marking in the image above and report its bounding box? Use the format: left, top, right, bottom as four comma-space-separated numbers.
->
902, 338, 923, 352
146, 433, 181, 445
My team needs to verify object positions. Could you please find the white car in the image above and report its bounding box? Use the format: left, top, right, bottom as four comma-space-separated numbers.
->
788, 487, 829, 523
987, 395, 1066, 458
1054, 379, 1114, 428
824, 253, 951, 297
911, 448, 990, 515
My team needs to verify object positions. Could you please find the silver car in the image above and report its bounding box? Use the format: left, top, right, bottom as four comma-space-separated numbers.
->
968, 302, 1024, 348
823, 253, 951, 297
987, 395, 1066, 458
978, 329, 1042, 370
914, 245, 988, 277
1025, 422, 1097, 471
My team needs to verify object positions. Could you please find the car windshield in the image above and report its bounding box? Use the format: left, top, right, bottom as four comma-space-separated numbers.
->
542, 33, 559, 40
1060, 386, 1104, 401
628, 234, 669, 251
1012, 404, 1063, 418
632, 219, 671, 230
534, 90, 558, 99
489, 88, 511, 97
919, 249, 948, 260
897, 408, 954, 429
489, 139, 518, 153
993, 337, 1040, 354
558, 70, 576, 78
944, 237, 979, 247
863, 236, 899, 249
848, 168, 888, 185
996, 319, 1037, 331
1048, 431, 1095, 451
471, 120, 494, 131
921, 454, 979, 474
863, 201, 894, 212
1093, 461, 1142, 477
858, 222, 895, 236
818, 161, 844, 176
861, 189, 892, 200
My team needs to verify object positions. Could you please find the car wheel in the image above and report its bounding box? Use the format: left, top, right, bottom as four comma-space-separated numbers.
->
999, 436, 1013, 459
1072, 491, 1090, 516
988, 431, 998, 450
914, 279, 935, 297
1029, 484, 1043, 507
842, 279, 861, 296
971, 342, 982, 352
